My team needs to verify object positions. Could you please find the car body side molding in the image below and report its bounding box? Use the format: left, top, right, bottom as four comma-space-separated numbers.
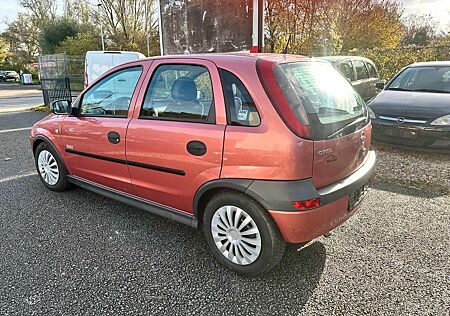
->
65, 148, 186, 176
68, 175, 197, 227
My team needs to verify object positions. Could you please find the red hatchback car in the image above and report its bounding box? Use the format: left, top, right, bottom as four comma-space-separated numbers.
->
30, 54, 376, 275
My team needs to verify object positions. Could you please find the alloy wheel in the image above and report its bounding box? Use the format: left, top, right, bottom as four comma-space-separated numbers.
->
37, 150, 59, 186
211, 205, 262, 265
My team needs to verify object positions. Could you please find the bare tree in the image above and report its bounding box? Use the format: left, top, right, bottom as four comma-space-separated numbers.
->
100, 0, 158, 52
19, 0, 57, 29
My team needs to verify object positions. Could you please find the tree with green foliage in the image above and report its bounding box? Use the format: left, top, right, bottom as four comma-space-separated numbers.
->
56, 31, 102, 56
1, 13, 40, 65
40, 18, 79, 54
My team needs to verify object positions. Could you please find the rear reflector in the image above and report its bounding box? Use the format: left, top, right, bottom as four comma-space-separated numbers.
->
292, 198, 321, 210
256, 58, 311, 139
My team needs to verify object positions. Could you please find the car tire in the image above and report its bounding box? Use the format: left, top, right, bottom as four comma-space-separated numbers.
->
34, 142, 72, 192
203, 191, 286, 276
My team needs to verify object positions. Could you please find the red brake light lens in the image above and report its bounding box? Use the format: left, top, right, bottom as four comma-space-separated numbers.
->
292, 198, 321, 210
256, 59, 311, 139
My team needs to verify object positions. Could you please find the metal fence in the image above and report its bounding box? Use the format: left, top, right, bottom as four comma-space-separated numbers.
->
38, 53, 84, 106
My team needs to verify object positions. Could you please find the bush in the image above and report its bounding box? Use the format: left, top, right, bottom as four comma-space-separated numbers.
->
350, 44, 450, 81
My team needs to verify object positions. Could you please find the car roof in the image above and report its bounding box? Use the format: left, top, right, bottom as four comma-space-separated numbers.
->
409, 61, 450, 68
138, 53, 320, 65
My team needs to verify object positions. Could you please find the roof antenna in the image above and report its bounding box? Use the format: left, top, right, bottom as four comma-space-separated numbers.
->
282, 33, 291, 54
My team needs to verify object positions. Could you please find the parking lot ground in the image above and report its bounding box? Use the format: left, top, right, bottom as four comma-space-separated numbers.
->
0, 84, 44, 113
0, 111, 449, 315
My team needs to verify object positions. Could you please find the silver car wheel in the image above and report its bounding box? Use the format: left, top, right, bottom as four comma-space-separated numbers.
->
211, 205, 262, 265
37, 150, 59, 186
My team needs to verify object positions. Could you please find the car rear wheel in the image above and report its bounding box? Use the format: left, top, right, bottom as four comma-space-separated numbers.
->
203, 191, 285, 276
35, 142, 71, 191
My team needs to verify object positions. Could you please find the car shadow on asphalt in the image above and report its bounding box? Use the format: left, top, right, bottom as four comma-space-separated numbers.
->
2, 178, 327, 314
373, 177, 449, 198
63, 186, 327, 314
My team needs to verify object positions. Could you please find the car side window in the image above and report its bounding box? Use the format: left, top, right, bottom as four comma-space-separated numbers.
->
140, 64, 214, 123
219, 69, 260, 127
366, 62, 378, 78
354, 59, 369, 80
80, 66, 143, 117
337, 60, 355, 82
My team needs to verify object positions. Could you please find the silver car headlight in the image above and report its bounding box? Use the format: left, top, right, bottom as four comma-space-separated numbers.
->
430, 114, 450, 126
367, 106, 376, 119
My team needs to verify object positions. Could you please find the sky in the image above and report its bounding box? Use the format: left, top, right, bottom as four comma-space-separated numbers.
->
398, 0, 450, 31
0, 0, 449, 33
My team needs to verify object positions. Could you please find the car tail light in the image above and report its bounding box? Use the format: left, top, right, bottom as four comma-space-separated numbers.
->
292, 198, 320, 210
256, 59, 311, 139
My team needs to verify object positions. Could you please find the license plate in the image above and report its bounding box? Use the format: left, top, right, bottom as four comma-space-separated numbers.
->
348, 183, 370, 210
384, 128, 418, 138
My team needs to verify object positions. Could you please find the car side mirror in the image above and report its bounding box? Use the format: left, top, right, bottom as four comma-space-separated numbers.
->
376, 81, 385, 90
50, 100, 71, 115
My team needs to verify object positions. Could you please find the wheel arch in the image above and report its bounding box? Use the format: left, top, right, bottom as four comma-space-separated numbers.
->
32, 135, 63, 159
193, 179, 254, 228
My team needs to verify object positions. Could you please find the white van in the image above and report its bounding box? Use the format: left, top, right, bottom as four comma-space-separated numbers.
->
84, 51, 145, 87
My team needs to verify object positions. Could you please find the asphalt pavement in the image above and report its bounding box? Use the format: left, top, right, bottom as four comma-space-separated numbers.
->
0, 111, 449, 315
0, 84, 44, 113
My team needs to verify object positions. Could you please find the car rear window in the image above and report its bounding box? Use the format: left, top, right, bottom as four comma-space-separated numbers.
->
271, 61, 368, 139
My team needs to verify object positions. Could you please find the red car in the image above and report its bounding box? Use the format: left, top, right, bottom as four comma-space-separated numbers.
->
30, 54, 376, 276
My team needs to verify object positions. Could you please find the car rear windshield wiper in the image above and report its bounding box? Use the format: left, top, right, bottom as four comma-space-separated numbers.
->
326, 116, 367, 140
318, 106, 351, 115
413, 88, 450, 94
386, 87, 413, 91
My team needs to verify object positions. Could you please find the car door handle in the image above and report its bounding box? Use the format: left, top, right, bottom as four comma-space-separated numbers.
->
107, 131, 121, 144
186, 141, 207, 156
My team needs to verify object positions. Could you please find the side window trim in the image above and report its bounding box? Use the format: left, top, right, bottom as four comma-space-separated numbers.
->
366, 61, 378, 78
138, 63, 216, 124
77, 65, 144, 118
339, 59, 355, 82
354, 59, 369, 81
363, 61, 372, 78
219, 68, 261, 127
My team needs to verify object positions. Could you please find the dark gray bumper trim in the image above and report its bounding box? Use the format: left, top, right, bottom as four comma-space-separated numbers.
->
245, 150, 376, 211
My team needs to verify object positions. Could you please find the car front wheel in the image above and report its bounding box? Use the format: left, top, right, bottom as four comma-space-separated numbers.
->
203, 191, 286, 276
35, 142, 71, 191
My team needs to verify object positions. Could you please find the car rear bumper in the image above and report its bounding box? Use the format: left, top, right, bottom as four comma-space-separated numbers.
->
372, 122, 450, 151
261, 150, 376, 243
269, 195, 357, 243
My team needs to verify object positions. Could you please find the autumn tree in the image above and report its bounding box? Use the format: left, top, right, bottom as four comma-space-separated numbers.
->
265, 0, 404, 55
0, 37, 9, 64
